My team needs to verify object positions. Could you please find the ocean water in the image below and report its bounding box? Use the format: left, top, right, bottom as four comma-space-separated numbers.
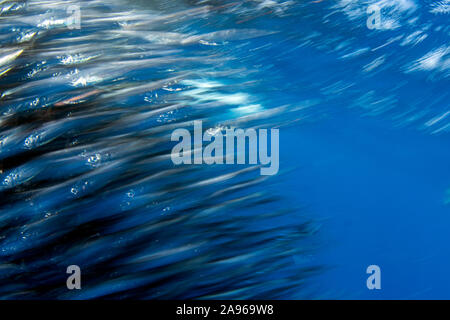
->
0, 0, 449, 299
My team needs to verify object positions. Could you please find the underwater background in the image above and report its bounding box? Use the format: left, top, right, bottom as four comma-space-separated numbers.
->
0, 0, 449, 299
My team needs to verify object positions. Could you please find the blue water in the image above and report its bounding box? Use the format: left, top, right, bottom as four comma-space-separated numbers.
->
0, 0, 449, 299
211, 0, 450, 299
283, 113, 450, 299
273, 1, 450, 299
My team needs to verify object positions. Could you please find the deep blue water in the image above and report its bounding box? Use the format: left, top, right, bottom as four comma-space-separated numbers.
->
284, 112, 450, 299
216, 0, 450, 299
274, 1, 450, 299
